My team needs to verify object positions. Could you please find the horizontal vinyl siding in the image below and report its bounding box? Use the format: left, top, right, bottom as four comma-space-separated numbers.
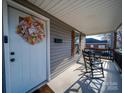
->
50, 21, 73, 79
14, 0, 85, 79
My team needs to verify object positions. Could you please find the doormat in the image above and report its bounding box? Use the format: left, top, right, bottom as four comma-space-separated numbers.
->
33, 84, 55, 93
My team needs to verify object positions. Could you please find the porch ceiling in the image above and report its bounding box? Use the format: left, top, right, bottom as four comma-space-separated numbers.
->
28, 0, 122, 35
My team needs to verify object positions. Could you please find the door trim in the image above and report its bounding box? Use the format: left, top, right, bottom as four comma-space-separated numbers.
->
3, 0, 50, 92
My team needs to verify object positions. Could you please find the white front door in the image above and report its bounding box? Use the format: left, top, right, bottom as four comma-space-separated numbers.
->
8, 6, 47, 93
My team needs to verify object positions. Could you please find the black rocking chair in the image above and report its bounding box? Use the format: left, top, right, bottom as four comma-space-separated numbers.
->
83, 50, 104, 78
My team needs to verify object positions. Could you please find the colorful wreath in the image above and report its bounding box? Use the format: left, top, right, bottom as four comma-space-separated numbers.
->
16, 16, 45, 45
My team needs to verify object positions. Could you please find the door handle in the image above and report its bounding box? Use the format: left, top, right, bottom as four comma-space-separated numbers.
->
10, 58, 15, 62
10, 52, 15, 55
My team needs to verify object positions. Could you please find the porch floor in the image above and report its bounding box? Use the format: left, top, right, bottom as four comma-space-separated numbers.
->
48, 58, 122, 93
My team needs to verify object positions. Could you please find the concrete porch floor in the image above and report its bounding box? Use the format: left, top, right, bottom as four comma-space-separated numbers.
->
48, 58, 122, 93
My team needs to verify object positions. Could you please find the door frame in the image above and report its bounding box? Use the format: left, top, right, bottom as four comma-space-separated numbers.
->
3, 0, 50, 92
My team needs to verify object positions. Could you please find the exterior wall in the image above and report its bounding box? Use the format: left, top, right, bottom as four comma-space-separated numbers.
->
13, 0, 85, 79
50, 21, 76, 79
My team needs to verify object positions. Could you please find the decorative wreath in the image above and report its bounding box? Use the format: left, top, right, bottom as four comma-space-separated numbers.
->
16, 16, 45, 45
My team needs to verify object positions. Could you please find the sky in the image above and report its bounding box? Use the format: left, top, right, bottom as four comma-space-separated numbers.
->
86, 34, 104, 40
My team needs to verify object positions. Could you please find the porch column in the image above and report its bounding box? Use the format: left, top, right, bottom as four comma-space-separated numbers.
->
80, 34, 86, 51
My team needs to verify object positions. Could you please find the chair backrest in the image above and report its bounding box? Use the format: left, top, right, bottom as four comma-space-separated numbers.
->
82, 51, 92, 64
83, 50, 99, 63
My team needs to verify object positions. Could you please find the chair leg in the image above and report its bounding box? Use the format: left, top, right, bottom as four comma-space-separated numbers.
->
101, 64, 104, 78
84, 62, 88, 72
91, 64, 94, 78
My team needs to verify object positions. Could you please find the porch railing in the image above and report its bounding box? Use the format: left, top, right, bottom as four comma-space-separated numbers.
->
84, 48, 114, 60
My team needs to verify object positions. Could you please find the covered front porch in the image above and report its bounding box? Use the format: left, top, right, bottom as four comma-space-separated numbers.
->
3, 0, 122, 93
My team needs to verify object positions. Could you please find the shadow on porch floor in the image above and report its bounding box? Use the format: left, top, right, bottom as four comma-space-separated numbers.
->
48, 58, 122, 93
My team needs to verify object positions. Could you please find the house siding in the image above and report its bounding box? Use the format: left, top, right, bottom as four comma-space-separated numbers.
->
13, 0, 85, 79
50, 21, 74, 79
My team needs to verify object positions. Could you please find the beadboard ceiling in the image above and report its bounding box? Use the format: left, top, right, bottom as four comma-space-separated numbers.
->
28, 0, 122, 35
